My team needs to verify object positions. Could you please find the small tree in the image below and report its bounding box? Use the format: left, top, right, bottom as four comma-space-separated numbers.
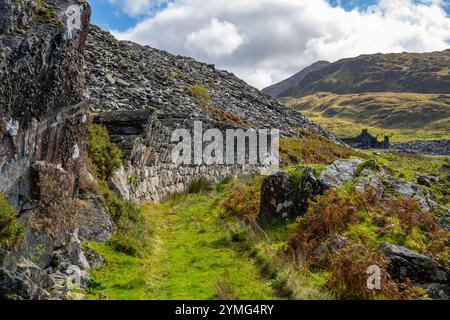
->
0, 193, 24, 249
87, 124, 123, 181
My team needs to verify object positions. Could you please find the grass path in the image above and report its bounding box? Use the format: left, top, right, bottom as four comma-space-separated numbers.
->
86, 193, 276, 300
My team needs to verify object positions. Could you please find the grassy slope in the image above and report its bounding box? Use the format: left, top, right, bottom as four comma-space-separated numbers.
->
85, 135, 449, 300
86, 192, 276, 300
283, 92, 450, 141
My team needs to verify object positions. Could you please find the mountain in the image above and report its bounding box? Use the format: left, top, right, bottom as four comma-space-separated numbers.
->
262, 61, 329, 98
276, 50, 450, 98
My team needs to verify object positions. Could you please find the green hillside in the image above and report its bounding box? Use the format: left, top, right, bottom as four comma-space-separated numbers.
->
279, 49, 450, 98
283, 92, 450, 141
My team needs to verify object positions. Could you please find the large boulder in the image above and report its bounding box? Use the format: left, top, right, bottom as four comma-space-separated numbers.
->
380, 243, 450, 284
259, 172, 296, 222
259, 167, 323, 222
318, 159, 364, 188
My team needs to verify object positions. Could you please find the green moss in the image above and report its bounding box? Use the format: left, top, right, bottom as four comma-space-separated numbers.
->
169, 70, 179, 78
127, 175, 137, 186
0, 193, 24, 249
34, 2, 65, 28
356, 160, 380, 177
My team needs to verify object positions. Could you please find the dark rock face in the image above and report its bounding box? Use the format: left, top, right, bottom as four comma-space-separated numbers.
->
259, 172, 297, 223
0, 0, 94, 300
0, 0, 91, 206
380, 243, 450, 284
262, 61, 330, 98
0, 267, 51, 300
259, 167, 323, 223
77, 195, 113, 243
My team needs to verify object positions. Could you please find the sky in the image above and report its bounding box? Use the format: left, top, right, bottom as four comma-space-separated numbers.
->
88, 0, 450, 89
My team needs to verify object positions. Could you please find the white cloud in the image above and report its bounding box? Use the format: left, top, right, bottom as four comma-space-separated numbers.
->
112, 0, 450, 89
186, 19, 245, 57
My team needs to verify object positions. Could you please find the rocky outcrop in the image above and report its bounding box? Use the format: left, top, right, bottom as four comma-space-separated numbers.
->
259, 167, 323, 222
380, 243, 450, 284
318, 159, 364, 189
0, 0, 95, 300
84, 26, 339, 202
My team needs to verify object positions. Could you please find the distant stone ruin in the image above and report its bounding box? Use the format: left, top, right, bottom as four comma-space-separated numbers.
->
342, 129, 390, 149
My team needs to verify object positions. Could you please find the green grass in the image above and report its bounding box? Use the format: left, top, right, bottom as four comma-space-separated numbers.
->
283, 92, 450, 142
86, 192, 276, 300
304, 115, 450, 142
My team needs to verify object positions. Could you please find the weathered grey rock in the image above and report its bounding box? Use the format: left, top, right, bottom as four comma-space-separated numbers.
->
0, 248, 17, 270
380, 243, 450, 284
109, 167, 131, 201
77, 195, 113, 242
85, 247, 105, 269
16, 256, 54, 290
20, 230, 54, 269
50, 265, 90, 298
318, 159, 364, 188
354, 173, 384, 197
68, 229, 90, 271
0, 267, 50, 300
382, 174, 435, 211
417, 283, 450, 300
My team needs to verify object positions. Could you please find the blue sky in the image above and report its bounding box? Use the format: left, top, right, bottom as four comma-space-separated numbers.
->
87, 0, 450, 88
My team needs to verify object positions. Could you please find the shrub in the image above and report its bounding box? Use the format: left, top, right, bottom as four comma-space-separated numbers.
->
326, 243, 405, 300
386, 197, 439, 235
87, 124, 123, 181
222, 177, 263, 223
288, 190, 358, 262
0, 193, 24, 249
210, 107, 249, 127
27, 178, 86, 241
187, 85, 212, 106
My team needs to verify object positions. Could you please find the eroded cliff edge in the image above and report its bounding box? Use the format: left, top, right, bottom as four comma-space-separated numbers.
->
0, 0, 98, 299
